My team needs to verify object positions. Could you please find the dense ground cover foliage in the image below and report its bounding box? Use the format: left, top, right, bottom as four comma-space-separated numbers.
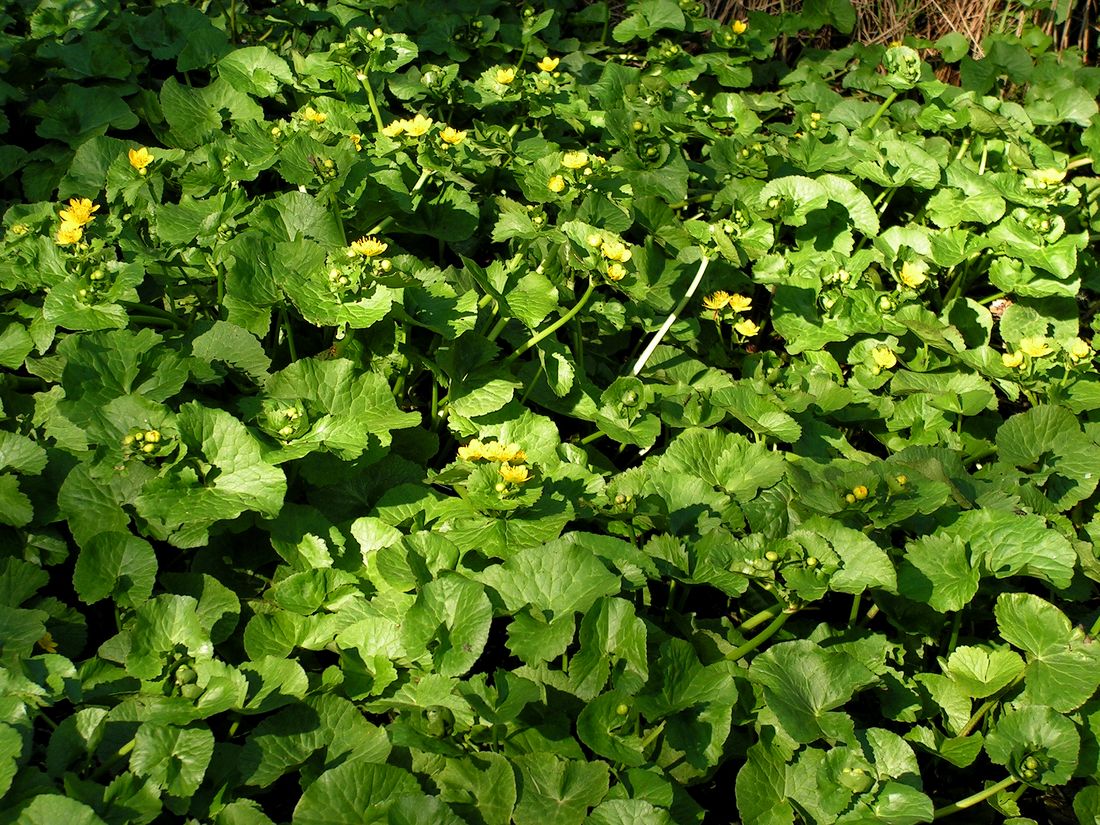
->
2, 0, 1100, 822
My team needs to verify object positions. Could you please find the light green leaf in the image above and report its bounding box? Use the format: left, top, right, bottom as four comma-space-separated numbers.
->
134, 403, 287, 547
749, 639, 877, 744
478, 542, 621, 619
945, 645, 1025, 699
512, 753, 610, 825
898, 534, 978, 613
73, 531, 157, 608
217, 46, 294, 96
402, 575, 492, 677
130, 723, 214, 798
986, 705, 1079, 786
292, 760, 421, 825
996, 592, 1100, 711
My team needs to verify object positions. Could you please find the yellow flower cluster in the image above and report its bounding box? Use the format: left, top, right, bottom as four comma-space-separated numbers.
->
383, 113, 433, 138
547, 174, 566, 194
898, 260, 928, 289
458, 438, 526, 464
496, 67, 517, 85
731, 19, 748, 34
561, 150, 589, 170
349, 236, 388, 257
871, 346, 897, 370
537, 56, 559, 72
703, 291, 752, 313
128, 147, 154, 174
303, 106, 327, 124
56, 197, 99, 246
499, 463, 531, 484
1069, 338, 1092, 360
440, 126, 466, 145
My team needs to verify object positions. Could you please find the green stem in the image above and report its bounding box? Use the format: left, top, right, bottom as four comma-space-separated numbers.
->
486, 316, 509, 342
360, 70, 385, 133
958, 673, 1025, 737
946, 612, 961, 654
579, 430, 604, 445
119, 301, 185, 326
737, 604, 782, 633
504, 279, 596, 365
430, 380, 440, 423
90, 737, 136, 780
280, 307, 298, 362
865, 92, 898, 130
1065, 156, 1093, 171
848, 594, 861, 627
933, 776, 1018, 819
726, 608, 794, 661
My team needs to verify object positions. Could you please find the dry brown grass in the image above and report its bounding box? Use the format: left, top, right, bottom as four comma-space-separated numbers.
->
705, 0, 1097, 59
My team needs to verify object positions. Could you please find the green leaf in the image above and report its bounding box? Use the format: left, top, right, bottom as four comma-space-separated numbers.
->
436, 752, 517, 825
217, 46, 294, 96
126, 595, 210, 679
0, 475, 33, 527
945, 645, 1025, 699
292, 760, 421, 825
898, 534, 978, 613
134, 403, 287, 547
748, 639, 877, 744
985, 705, 1079, 786
130, 723, 215, 798
576, 691, 647, 767
995, 592, 1100, 712
735, 738, 795, 825
402, 575, 492, 677
947, 510, 1076, 589
996, 405, 1100, 512
8, 795, 107, 825
512, 752, 610, 825
478, 542, 621, 619
658, 427, 785, 501
73, 531, 157, 608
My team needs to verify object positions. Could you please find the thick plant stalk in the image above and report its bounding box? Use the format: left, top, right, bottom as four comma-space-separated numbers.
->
632, 255, 710, 376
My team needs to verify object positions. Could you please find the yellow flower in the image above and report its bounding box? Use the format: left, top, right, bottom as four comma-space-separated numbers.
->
1002, 351, 1024, 369
730, 19, 748, 34
735, 319, 761, 337
1019, 336, 1051, 358
440, 126, 466, 145
9, 223, 28, 236
703, 291, 731, 311
37, 632, 58, 653
56, 221, 83, 245
727, 294, 752, 313
458, 438, 485, 461
404, 113, 433, 137
537, 56, 560, 72
852, 485, 869, 500
58, 197, 99, 227
496, 67, 517, 85
898, 260, 927, 289
547, 175, 566, 193
1069, 338, 1092, 360
600, 239, 632, 263
382, 120, 406, 138
303, 106, 326, 124
499, 462, 531, 484
128, 147, 154, 173
350, 236, 388, 257
872, 346, 898, 369
561, 150, 589, 169
349, 134, 363, 151
606, 262, 627, 281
